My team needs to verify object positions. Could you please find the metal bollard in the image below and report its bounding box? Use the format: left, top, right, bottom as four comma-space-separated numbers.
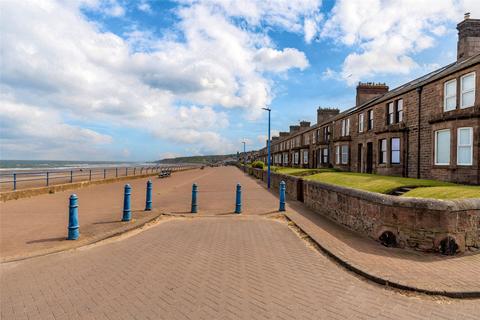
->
13, 173, 16, 191
68, 194, 79, 240
70, 170, 73, 183
279, 181, 286, 212
122, 184, 132, 221
235, 183, 242, 214
116, 168, 118, 178
134, 167, 136, 176
191, 183, 198, 213
145, 180, 152, 211
46, 172, 49, 186
125, 167, 128, 176
89, 169, 92, 181
104, 168, 106, 179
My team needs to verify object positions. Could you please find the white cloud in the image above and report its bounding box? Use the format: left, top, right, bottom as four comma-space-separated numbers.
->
0, 0, 320, 159
137, 1, 152, 13
321, 0, 480, 85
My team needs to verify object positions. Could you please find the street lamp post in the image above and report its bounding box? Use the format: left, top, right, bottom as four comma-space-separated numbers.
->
262, 107, 271, 189
242, 141, 246, 172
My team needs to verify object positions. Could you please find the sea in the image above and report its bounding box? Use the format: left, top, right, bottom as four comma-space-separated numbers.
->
0, 160, 157, 172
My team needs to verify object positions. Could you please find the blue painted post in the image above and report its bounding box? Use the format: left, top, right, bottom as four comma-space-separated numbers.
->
70, 170, 73, 183
46, 172, 49, 186
145, 180, 152, 211
191, 183, 198, 213
104, 168, 106, 179
235, 183, 242, 214
13, 173, 16, 191
68, 194, 79, 240
122, 184, 132, 221
279, 181, 286, 212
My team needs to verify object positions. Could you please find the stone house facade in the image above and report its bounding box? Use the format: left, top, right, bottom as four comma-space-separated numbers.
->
255, 16, 480, 185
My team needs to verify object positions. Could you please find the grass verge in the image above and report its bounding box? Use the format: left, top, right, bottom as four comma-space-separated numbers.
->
401, 186, 480, 199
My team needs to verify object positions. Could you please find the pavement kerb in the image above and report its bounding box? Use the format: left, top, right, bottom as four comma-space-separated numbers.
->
283, 212, 480, 299
1, 210, 168, 264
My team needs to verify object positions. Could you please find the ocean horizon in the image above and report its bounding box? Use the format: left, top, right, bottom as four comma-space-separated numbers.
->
0, 160, 156, 171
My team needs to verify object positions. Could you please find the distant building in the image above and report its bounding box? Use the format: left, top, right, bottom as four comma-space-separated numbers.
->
255, 15, 480, 185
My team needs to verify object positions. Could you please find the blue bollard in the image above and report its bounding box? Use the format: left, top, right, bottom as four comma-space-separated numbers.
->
279, 181, 286, 212
122, 184, 132, 221
145, 180, 152, 211
235, 183, 242, 214
68, 194, 79, 240
191, 183, 198, 213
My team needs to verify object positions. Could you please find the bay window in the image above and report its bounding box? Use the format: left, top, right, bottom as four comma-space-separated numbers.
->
341, 145, 349, 164
435, 129, 450, 165
335, 145, 340, 164
457, 127, 473, 165
379, 139, 387, 164
391, 138, 400, 164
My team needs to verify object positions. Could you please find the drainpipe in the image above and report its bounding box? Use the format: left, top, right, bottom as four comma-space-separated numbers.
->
416, 86, 423, 179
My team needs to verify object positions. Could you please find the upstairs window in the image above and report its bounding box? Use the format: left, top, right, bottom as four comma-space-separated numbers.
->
435, 129, 450, 165
391, 138, 400, 164
358, 113, 364, 133
367, 110, 374, 130
461, 72, 475, 109
444, 79, 457, 111
387, 102, 394, 125
341, 119, 349, 136
397, 99, 403, 122
323, 126, 330, 142
379, 139, 387, 164
457, 127, 473, 165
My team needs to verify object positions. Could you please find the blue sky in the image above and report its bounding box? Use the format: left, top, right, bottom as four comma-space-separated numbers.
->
0, 0, 477, 161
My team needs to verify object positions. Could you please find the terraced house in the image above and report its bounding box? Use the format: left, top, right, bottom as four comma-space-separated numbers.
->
255, 15, 480, 185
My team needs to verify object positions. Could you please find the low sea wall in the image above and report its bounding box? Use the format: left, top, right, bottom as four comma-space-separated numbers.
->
246, 166, 480, 253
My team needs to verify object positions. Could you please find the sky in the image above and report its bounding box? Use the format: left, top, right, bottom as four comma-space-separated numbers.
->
1, 0, 479, 161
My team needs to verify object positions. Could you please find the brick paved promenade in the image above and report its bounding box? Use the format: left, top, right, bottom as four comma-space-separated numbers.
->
1, 166, 479, 319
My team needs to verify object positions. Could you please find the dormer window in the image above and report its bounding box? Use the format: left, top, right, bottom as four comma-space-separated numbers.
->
460, 72, 475, 108
444, 79, 457, 111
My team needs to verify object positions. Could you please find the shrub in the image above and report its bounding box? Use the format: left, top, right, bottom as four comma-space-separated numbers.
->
251, 161, 265, 169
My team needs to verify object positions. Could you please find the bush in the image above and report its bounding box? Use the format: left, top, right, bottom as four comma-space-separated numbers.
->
251, 161, 265, 169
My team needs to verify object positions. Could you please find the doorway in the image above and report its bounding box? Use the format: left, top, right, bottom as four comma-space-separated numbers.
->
357, 144, 363, 173
366, 142, 373, 174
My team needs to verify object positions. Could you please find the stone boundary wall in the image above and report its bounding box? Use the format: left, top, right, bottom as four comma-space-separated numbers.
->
1, 167, 197, 202
244, 165, 480, 253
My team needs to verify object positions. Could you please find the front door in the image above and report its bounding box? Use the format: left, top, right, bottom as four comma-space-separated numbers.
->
366, 142, 373, 174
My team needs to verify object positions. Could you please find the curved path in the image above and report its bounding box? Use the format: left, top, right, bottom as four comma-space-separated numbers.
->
1, 216, 478, 320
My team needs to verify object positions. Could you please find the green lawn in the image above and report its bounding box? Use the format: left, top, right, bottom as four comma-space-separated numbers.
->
267, 166, 338, 176
304, 172, 454, 194
402, 186, 480, 199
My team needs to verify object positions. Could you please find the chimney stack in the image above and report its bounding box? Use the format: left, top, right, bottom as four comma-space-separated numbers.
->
457, 14, 480, 61
317, 107, 339, 125
289, 125, 300, 133
299, 121, 310, 128
356, 82, 388, 106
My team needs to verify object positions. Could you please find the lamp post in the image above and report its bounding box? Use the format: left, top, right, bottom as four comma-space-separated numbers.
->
242, 141, 246, 172
262, 107, 271, 189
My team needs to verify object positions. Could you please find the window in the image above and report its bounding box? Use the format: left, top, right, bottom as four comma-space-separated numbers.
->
461, 72, 475, 108
435, 129, 450, 165
284, 153, 289, 164
387, 102, 394, 125
303, 150, 309, 164
391, 138, 400, 164
397, 99, 403, 123
304, 134, 310, 145
367, 110, 374, 130
444, 79, 457, 111
346, 118, 350, 136
341, 145, 349, 164
358, 113, 364, 133
379, 139, 387, 164
457, 127, 473, 165
335, 145, 340, 164
322, 148, 329, 164
323, 126, 330, 142
312, 132, 316, 144
294, 152, 299, 165
341, 119, 346, 136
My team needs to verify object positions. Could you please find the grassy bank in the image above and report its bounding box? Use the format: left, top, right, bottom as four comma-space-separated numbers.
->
401, 186, 480, 199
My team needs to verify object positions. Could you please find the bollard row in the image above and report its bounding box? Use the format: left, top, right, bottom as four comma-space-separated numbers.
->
67, 180, 154, 240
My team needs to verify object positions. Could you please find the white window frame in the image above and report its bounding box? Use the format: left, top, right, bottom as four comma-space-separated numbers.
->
387, 102, 394, 125
341, 145, 349, 164
303, 150, 309, 164
341, 120, 346, 136
397, 99, 403, 123
444, 79, 457, 111
358, 113, 364, 133
460, 72, 475, 109
322, 148, 328, 164
346, 118, 350, 136
457, 127, 473, 165
335, 145, 340, 164
390, 138, 401, 164
434, 129, 451, 165
379, 139, 387, 164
